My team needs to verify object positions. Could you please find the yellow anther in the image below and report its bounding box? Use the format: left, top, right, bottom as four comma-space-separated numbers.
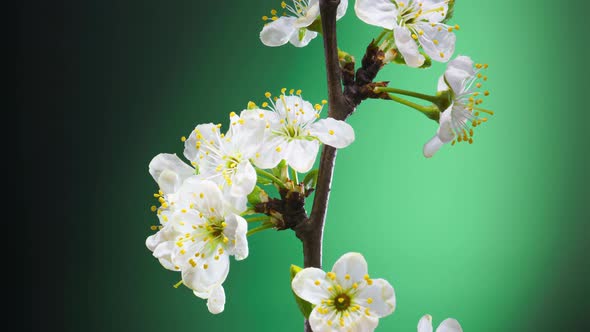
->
484, 64, 489, 69
214, 255, 220, 260
447, 27, 453, 32
483, 76, 488, 81
210, 207, 215, 212
476, 83, 482, 88
339, 318, 345, 327
238, 119, 245, 125
419, 30, 424, 35
367, 298, 373, 304
365, 308, 371, 316
221, 222, 227, 228
433, 39, 439, 45
412, 33, 418, 40
247, 101, 256, 109
265, 92, 271, 98
259, 112, 264, 118
271, 16, 278, 21
223, 236, 229, 244
484, 90, 490, 96
180, 136, 186, 142
352, 282, 358, 289
327, 320, 332, 326
289, 89, 294, 94
174, 265, 180, 270
281, 1, 287, 8
150, 225, 158, 231
327, 272, 336, 280
296, 89, 302, 95
314, 280, 321, 286
150, 205, 157, 212
344, 274, 350, 280
275, 146, 282, 152
281, 87, 287, 94
314, 104, 321, 110
477, 73, 483, 78
262, 15, 268, 21
338, 298, 345, 303
454, 24, 460, 30
255, 152, 261, 158
262, 102, 269, 108
321, 99, 327, 104
439, 52, 445, 58
203, 264, 209, 270
181, 209, 187, 213
270, 9, 277, 15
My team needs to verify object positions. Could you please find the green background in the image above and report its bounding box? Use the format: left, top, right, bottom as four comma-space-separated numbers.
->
20, 0, 589, 331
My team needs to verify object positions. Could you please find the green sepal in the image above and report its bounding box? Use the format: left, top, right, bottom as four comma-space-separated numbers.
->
442, 0, 456, 24
302, 170, 318, 190
389, 48, 432, 69
257, 176, 273, 186
307, 18, 322, 33
272, 160, 289, 181
247, 186, 269, 206
290, 265, 313, 319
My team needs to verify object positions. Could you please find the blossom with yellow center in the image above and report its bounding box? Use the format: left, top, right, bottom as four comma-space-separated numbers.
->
260, 0, 348, 47
292, 253, 396, 332
355, 0, 457, 67
424, 55, 494, 157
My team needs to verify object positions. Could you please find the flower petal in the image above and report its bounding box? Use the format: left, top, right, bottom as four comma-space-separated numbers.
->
444, 56, 475, 94
291, 267, 329, 305
206, 284, 226, 314
149, 153, 194, 194
182, 251, 230, 293
289, 28, 318, 48
285, 139, 319, 173
356, 278, 396, 317
354, 0, 397, 30
153, 241, 177, 271
230, 160, 256, 197
178, 177, 224, 219
423, 135, 444, 158
418, 315, 434, 332
294, 1, 320, 28
331, 252, 368, 287
226, 109, 266, 157
253, 134, 285, 170
436, 318, 463, 332
436, 107, 455, 143
417, 23, 455, 63
260, 16, 298, 47
183, 123, 218, 162
223, 214, 249, 260
394, 26, 425, 68
419, 1, 449, 23
309, 118, 355, 149
336, 0, 349, 20
309, 308, 339, 332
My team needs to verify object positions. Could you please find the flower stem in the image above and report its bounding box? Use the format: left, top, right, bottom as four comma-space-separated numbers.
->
246, 222, 275, 237
374, 29, 389, 44
290, 167, 299, 184
374, 86, 440, 103
255, 167, 287, 189
244, 216, 270, 223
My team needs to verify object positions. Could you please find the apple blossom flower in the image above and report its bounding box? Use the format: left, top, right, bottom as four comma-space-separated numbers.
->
292, 252, 396, 332
355, 0, 457, 67
254, 89, 355, 173
423, 55, 493, 157
168, 177, 248, 314
418, 314, 463, 332
183, 110, 266, 198
260, 0, 348, 47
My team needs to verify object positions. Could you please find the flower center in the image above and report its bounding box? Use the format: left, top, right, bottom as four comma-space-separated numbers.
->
333, 293, 351, 312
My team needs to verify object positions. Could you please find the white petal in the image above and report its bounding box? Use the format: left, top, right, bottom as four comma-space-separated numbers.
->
230, 160, 256, 197
417, 23, 455, 63
153, 241, 177, 271
183, 123, 218, 162
260, 16, 298, 47
350, 314, 379, 332
291, 267, 329, 305
444, 56, 475, 94
206, 284, 226, 314
223, 214, 249, 260
253, 135, 285, 170
394, 26, 425, 68
356, 278, 396, 317
182, 252, 230, 292
226, 109, 266, 157
354, 0, 397, 30
149, 153, 194, 194
309, 308, 339, 332
419, 1, 449, 23
436, 107, 455, 143
436, 318, 463, 332
275, 95, 316, 125
331, 252, 368, 288
178, 177, 224, 219
285, 139, 319, 173
423, 135, 444, 158
309, 118, 355, 148
418, 315, 434, 332
437, 75, 449, 93
294, 2, 320, 28
336, 0, 349, 20
289, 28, 318, 47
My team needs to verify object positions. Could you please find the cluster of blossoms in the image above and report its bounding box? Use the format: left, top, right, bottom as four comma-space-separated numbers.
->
145, 0, 492, 330
146, 89, 355, 313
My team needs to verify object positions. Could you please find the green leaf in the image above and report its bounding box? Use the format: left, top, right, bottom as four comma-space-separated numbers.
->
247, 186, 269, 206
257, 176, 273, 185
290, 265, 313, 319
442, 0, 456, 24
302, 170, 318, 190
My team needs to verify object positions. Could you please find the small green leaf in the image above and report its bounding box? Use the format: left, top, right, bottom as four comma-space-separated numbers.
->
442, 0, 455, 24
290, 265, 313, 319
307, 18, 322, 33
247, 186, 269, 206
302, 170, 318, 190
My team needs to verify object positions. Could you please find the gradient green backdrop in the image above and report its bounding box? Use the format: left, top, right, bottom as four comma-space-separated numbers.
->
21, 0, 589, 331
